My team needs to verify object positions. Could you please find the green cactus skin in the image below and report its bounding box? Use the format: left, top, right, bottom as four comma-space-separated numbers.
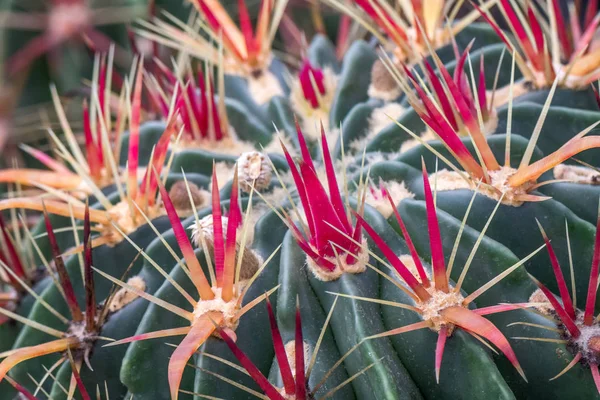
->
363, 134, 598, 304
190, 209, 286, 399
7, 2, 600, 399
8, 217, 174, 397
397, 200, 600, 399
270, 232, 354, 399
328, 41, 379, 129
120, 204, 282, 399
279, 204, 423, 400
494, 104, 600, 166
0, 277, 52, 400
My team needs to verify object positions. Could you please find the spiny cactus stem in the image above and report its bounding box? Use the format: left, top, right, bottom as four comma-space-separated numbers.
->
127, 59, 144, 203
584, 210, 600, 326
43, 204, 84, 323
266, 296, 295, 395
281, 122, 366, 276
428, 51, 499, 170
472, 303, 534, 316
295, 298, 306, 399
421, 162, 450, 293
217, 322, 286, 400
356, 162, 530, 381
299, 61, 327, 109
19, 143, 71, 174
137, 117, 178, 207
0, 214, 26, 282
354, 211, 431, 301
507, 132, 600, 187
82, 100, 104, 180
0, 169, 83, 191
354, 0, 409, 54
591, 365, 600, 392
435, 326, 448, 383
215, 296, 313, 400
0, 337, 79, 382
157, 177, 215, 301
169, 312, 223, 400
384, 189, 430, 287
530, 275, 581, 337
400, 65, 485, 179
441, 306, 526, 380
83, 204, 97, 333
193, 0, 248, 61
222, 168, 241, 302
536, 220, 576, 320
4, 375, 36, 400
66, 348, 91, 400
550, 352, 583, 381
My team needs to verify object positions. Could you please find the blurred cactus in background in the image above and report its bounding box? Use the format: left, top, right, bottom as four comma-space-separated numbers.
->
3, 1, 600, 399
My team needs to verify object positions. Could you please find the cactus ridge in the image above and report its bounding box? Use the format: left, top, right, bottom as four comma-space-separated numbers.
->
5, 0, 600, 399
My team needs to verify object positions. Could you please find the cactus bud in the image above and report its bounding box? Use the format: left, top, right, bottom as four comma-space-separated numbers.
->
237, 151, 272, 193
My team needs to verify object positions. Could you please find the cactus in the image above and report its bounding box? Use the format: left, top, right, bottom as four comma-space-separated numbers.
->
6, 0, 600, 399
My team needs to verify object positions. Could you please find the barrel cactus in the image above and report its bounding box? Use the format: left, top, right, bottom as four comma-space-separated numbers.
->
5, 0, 600, 399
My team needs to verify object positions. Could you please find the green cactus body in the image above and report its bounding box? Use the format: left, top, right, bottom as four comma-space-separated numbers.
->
396, 199, 600, 398
272, 232, 354, 399
363, 134, 598, 305
8, 216, 173, 397
1, 0, 145, 109
287, 207, 423, 400
6, 1, 600, 399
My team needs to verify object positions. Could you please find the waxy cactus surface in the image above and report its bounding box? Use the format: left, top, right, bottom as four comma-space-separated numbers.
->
5, 1, 600, 399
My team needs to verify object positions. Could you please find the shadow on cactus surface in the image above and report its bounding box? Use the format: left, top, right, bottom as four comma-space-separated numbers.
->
6, 0, 600, 399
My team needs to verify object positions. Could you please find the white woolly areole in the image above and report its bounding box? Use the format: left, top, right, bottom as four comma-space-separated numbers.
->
108, 276, 146, 313
488, 81, 530, 108
263, 134, 295, 156
400, 129, 437, 153
104, 201, 164, 244
368, 58, 401, 101
428, 167, 534, 207
556, 63, 600, 89
170, 132, 256, 156
568, 312, 600, 363
275, 340, 312, 398
367, 85, 403, 102
528, 288, 554, 315
306, 239, 369, 281
367, 103, 406, 141
189, 214, 256, 248
365, 181, 414, 218
419, 286, 464, 332
284, 340, 312, 377
554, 164, 600, 185
190, 215, 228, 245
349, 103, 405, 153
398, 254, 430, 282
575, 324, 600, 355
290, 68, 337, 139
212, 162, 236, 190
194, 287, 239, 329
248, 70, 284, 105
237, 151, 272, 193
